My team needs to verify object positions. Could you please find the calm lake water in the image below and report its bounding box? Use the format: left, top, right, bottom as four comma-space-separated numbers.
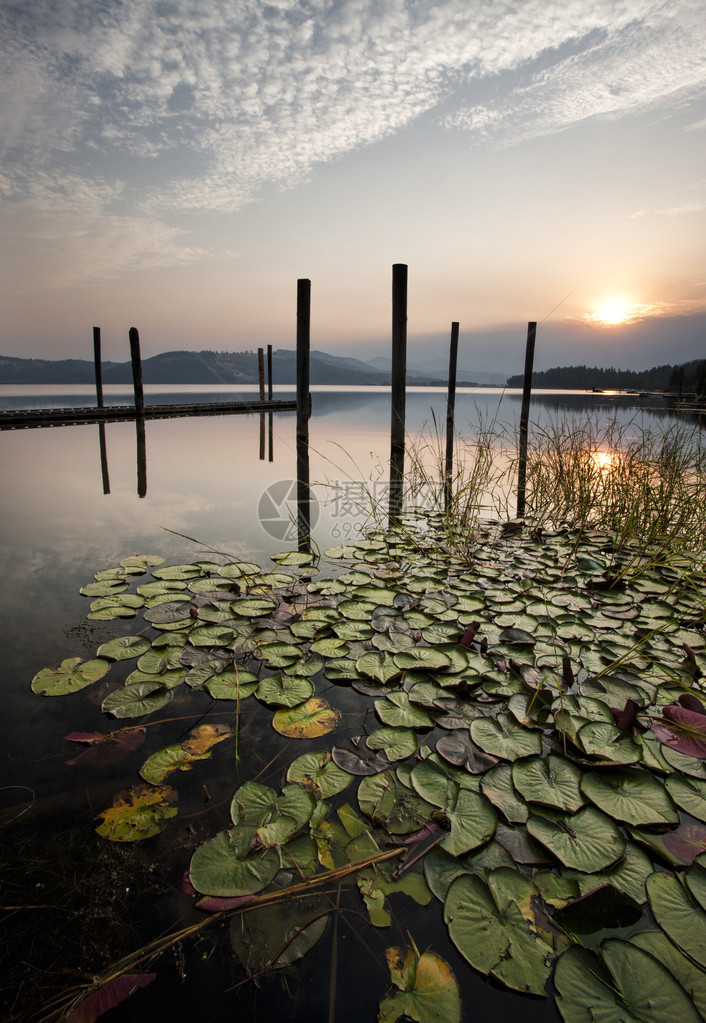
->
0, 385, 681, 1022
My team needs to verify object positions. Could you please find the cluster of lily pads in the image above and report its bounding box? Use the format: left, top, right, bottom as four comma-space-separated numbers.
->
31, 512, 706, 1022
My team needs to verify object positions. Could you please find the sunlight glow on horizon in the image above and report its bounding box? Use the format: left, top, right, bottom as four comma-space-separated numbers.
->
583, 298, 661, 327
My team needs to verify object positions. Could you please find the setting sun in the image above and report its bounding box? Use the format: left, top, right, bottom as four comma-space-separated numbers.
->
583, 297, 662, 327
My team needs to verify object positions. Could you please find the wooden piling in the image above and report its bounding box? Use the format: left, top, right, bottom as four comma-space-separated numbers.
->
267, 344, 274, 462
389, 263, 408, 524
258, 347, 265, 460
128, 327, 145, 416
516, 321, 537, 518
296, 279, 311, 550
93, 326, 104, 408
444, 321, 459, 513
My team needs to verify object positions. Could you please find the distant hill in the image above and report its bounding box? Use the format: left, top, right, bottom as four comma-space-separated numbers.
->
0, 349, 394, 386
505, 361, 706, 392
0, 349, 486, 386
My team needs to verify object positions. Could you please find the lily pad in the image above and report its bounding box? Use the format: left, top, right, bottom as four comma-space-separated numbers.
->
527, 806, 626, 872
554, 941, 701, 1023
31, 657, 110, 696
378, 947, 462, 1023
101, 680, 172, 718
95, 783, 177, 842
444, 872, 554, 995
375, 693, 434, 730
580, 766, 679, 826
512, 755, 585, 812
286, 751, 352, 798
256, 673, 314, 708
97, 636, 152, 662
470, 713, 542, 761
189, 829, 280, 897
272, 698, 341, 738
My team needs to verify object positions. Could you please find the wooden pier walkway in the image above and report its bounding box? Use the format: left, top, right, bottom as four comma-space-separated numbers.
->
0, 398, 297, 431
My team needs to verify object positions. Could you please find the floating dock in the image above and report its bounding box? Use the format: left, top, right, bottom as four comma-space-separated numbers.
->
0, 399, 297, 430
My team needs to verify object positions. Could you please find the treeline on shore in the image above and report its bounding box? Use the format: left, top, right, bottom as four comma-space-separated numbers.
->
505, 359, 706, 392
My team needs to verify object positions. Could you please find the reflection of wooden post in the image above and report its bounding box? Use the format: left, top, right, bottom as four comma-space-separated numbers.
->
129, 327, 147, 498
97, 424, 110, 494
516, 321, 537, 518
267, 344, 274, 462
296, 280, 311, 551
93, 326, 104, 408
258, 347, 265, 460
136, 415, 147, 498
389, 264, 407, 525
444, 321, 459, 512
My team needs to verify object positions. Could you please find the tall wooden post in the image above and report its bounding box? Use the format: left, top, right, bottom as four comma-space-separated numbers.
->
389, 264, 407, 524
129, 327, 147, 498
258, 347, 265, 460
516, 321, 537, 518
93, 326, 104, 408
296, 280, 311, 550
128, 327, 145, 416
444, 322, 460, 513
267, 343, 274, 462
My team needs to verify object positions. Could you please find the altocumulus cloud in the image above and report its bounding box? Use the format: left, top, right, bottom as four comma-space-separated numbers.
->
1, 0, 704, 282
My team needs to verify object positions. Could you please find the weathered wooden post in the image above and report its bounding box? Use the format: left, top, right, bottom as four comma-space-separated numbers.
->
444, 321, 459, 513
516, 321, 537, 518
93, 326, 104, 408
128, 327, 145, 416
296, 280, 311, 550
267, 343, 274, 462
258, 346, 265, 460
129, 327, 147, 498
389, 263, 407, 525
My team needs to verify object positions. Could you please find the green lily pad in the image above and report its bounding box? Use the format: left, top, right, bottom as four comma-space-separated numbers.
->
366, 727, 419, 762
204, 670, 259, 700
470, 713, 542, 761
255, 784, 317, 848
480, 764, 529, 823
358, 771, 435, 835
664, 773, 706, 821
393, 649, 453, 672
512, 755, 585, 812
97, 636, 152, 662
151, 563, 202, 580
356, 652, 403, 685
101, 680, 172, 718
375, 693, 434, 730
256, 673, 314, 707
554, 941, 701, 1023
286, 751, 352, 798
189, 829, 279, 897
580, 767, 679, 826
646, 869, 706, 967
527, 806, 626, 872
31, 657, 110, 696
632, 930, 706, 1020
444, 872, 554, 995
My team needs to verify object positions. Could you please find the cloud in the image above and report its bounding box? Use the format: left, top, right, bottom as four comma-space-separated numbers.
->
444, 2, 706, 143
0, 171, 208, 289
1, 0, 704, 284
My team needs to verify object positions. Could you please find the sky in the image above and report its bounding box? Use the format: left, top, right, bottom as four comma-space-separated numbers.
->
1, 0, 705, 376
